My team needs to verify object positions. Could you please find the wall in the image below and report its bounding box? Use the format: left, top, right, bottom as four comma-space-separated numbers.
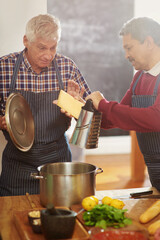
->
0, 0, 47, 55
135, 0, 160, 21
0, 0, 47, 172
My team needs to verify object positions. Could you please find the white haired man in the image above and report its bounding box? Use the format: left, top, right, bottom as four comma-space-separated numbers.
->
0, 14, 91, 196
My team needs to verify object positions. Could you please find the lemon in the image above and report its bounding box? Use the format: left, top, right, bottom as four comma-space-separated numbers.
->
110, 199, 125, 209
81, 196, 98, 211
101, 196, 113, 205
90, 195, 99, 204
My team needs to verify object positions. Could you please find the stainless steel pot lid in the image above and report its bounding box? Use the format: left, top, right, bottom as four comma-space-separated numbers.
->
5, 93, 34, 152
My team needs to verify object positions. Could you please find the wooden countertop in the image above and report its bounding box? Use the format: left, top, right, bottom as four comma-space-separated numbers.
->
0, 194, 42, 240
0, 187, 159, 240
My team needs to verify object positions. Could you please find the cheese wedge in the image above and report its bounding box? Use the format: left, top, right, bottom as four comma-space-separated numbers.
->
57, 90, 84, 119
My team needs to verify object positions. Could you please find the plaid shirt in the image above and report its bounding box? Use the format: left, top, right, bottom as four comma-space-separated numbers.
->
0, 50, 91, 115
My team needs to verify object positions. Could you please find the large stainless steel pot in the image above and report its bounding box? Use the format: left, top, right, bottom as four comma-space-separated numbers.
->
31, 162, 103, 207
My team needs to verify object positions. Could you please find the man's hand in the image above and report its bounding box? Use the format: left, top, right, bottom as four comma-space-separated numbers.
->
85, 91, 105, 110
67, 80, 85, 103
0, 116, 7, 130
53, 100, 72, 118
53, 80, 85, 117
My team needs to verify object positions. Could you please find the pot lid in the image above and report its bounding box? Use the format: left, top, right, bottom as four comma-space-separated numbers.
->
5, 93, 34, 152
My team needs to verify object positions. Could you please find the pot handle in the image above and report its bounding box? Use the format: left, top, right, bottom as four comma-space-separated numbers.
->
30, 172, 44, 179
96, 167, 103, 175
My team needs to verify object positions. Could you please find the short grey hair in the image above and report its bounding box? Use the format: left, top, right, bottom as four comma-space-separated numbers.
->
120, 17, 160, 46
25, 14, 61, 42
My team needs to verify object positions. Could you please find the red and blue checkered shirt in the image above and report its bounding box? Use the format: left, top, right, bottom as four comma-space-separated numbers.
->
0, 50, 91, 115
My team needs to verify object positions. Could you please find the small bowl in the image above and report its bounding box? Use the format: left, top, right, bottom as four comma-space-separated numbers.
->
28, 210, 41, 225
41, 208, 77, 239
31, 218, 42, 234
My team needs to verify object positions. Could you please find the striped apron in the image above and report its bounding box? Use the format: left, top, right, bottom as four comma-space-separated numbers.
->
0, 52, 71, 196
132, 72, 160, 190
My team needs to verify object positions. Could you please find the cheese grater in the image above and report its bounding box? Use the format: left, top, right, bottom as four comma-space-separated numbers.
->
69, 99, 102, 149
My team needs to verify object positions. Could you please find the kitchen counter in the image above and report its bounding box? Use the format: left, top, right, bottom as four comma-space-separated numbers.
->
0, 186, 159, 240
0, 194, 42, 240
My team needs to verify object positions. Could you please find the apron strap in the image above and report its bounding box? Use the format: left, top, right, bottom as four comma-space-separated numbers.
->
132, 71, 143, 95
10, 52, 64, 91
10, 51, 23, 92
132, 71, 160, 96
153, 74, 160, 95
53, 58, 64, 90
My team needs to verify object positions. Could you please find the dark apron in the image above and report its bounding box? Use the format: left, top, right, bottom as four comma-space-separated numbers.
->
132, 72, 160, 190
0, 52, 71, 196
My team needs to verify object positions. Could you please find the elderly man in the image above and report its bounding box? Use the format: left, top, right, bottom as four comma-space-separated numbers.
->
0, 14, 91, 196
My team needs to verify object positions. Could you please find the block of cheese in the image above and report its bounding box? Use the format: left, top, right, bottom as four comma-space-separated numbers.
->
57, 90, 84, 119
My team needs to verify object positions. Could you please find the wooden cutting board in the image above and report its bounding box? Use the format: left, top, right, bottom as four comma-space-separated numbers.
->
71, 198, 160, 240
13, 209, 90, 240
13, 198, 160, 240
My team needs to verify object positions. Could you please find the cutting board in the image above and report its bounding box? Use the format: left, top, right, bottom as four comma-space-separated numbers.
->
71, 198, 160, 240
13, 209, 90, 240
13, 199, 160, 240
